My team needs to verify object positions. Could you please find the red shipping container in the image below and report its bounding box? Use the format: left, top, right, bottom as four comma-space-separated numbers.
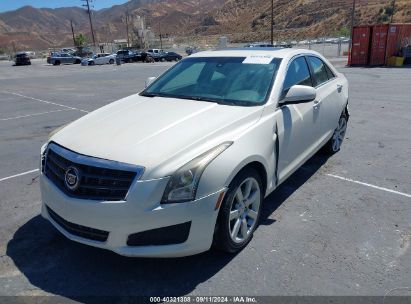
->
369, 24, 389, 66
350, 26, 371, 65
386, 23, 411, 60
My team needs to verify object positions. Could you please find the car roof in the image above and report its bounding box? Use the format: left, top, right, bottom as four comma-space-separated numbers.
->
189, 48, 321, 60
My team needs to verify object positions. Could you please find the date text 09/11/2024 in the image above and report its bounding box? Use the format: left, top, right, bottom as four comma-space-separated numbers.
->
149, 296, 258, 303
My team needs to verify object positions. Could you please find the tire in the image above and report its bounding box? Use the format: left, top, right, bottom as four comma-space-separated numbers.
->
54, 60, 60, 66
75, 59, 81, 64
213, 168, 263, 253
323, 111, 348, 154
161, 57, 166, 62
90, 61, 95, 66
109, 59, 114, 64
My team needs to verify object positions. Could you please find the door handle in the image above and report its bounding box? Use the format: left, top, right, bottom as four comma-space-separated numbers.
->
337, 84, 343, 93
313, 99, 322, 110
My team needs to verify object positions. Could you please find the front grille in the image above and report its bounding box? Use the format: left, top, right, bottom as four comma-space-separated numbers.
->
127, 222, 191, 246
47, 206, 109, 242
44, 143, 143, 201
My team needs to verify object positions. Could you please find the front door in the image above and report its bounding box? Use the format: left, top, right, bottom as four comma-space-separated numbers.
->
274, 56, 320, 183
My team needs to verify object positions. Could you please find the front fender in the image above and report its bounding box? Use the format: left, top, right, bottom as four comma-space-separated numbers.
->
196, 116, 276, 199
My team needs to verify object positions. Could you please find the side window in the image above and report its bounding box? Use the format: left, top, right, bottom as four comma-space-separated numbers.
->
325, 64, 335, 79
282, 56, 312, 98
307, 56, 330, 86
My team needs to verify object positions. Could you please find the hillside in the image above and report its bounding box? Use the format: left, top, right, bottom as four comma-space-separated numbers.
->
203, 0, 411, 42
0, 0, 226, 50
0, 0, 410, 50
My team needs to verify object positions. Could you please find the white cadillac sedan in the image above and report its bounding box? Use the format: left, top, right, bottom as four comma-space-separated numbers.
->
40, 48, 349, 257
82, 53, 116, 66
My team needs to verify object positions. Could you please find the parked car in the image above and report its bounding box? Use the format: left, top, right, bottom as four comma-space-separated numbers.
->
116, 50, 140, 63
245, 43, 275, 48
139, 51, 155, 63
157, 51, 182, 62
165, 52, 182, 61
147, 49, 162, 56
49, 53, 82, 65
47, 52, 58, 64
14, 52, 31, 66
61, 48, 76, 54
185, 46, 198, 56
146, 49, 167, 61
40, 48, 349, 257
82, 53, 117, 66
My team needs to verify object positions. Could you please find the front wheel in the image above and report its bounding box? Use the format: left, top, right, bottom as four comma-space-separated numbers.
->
214, 168, 263, 253
323, 112, 348, 154
109, 59, 114, 64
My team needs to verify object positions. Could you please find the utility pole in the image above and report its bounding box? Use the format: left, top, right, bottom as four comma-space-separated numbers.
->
270, 0, 274, 45
349, 0, 356, 52
70, 20, 76, 46
159, 21, 163, 50
81, 0, 96, 47
390, 0, 396, 23
124, 14, 130, 47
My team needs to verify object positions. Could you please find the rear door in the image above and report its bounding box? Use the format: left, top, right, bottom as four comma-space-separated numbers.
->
60, 54, 69, 64
306, 56, 344, 144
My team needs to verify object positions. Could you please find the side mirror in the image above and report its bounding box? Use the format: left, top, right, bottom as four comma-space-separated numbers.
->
145, 77, 157, 88
280, 85, 316, 105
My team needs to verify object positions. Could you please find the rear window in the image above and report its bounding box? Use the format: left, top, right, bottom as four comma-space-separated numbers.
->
307, 56, 331, 86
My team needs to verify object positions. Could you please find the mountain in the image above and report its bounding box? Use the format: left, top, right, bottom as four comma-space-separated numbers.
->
0, 0, 226, 50
0, 0, 410, 51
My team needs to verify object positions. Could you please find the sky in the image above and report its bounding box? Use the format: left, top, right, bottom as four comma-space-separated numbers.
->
0, 0, 129, 12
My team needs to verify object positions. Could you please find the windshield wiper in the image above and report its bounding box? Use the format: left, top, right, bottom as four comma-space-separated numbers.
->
140, 92, 159, 97
224, 100, 255, 107
186, 96, 222, 104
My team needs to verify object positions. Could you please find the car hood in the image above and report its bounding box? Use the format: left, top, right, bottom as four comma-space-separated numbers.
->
51, 95, 263, 179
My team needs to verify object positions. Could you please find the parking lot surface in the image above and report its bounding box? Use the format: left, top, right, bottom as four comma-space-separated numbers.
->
0, 58, 410, 299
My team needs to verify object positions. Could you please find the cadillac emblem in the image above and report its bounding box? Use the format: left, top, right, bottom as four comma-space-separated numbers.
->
64, 166, 80, 191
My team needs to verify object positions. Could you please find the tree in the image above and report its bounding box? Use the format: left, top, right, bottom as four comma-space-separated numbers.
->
338, 26, 350, 37
74, 33, 87, 47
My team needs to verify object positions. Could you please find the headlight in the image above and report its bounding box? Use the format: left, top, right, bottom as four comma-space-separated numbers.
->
40, 143, 48, 172
161, 142, 233, 204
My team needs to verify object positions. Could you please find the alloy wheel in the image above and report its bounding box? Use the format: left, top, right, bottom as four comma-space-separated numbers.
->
228, 177, 261, 243
332, 116, 347, 152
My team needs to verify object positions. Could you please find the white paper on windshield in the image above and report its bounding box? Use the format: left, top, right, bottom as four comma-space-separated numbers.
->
243, 55, 274, 64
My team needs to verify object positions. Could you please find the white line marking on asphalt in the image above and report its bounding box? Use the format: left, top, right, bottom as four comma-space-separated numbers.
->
2, 91, 89, 113
0, 169, 39, 182
0, 109, 73, 121
327, 174, 411, 199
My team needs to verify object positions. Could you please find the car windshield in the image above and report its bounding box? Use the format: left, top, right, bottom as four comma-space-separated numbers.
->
141, 56, 282, 106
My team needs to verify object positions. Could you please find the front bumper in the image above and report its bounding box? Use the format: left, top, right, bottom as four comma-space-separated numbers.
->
40, 173, 224, 257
